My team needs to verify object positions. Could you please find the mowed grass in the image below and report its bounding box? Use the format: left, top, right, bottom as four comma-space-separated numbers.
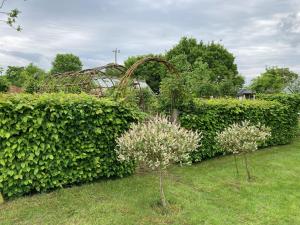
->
1, 137, 300, 225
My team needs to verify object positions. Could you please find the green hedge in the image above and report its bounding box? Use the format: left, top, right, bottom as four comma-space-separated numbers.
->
257, 93, 300, 113
0, 94, 139, 198
180, 98, 298, 161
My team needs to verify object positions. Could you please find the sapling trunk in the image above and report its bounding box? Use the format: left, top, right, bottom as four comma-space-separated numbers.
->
243, 153, 251, 181
0, 193, 4, 204
170, 108, 179, 123
159, 169, 168, 208
233, 154, 239, 177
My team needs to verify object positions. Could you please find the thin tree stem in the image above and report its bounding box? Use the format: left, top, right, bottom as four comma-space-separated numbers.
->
159, 169, 167, 208
170, 108, 178, 123
233, 154, 239, 177
0, 192, 4, 204
243, 153, 251, 181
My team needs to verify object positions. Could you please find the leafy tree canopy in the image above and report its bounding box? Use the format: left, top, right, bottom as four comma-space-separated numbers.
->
250, 67, 299, 93
124, 37, 244, 96
50, 53, 83, 74
21, 63, 47, 93
5, 63, 46, 89
5, 66, 25, 87
0, 75, 10, 92
166, 37, 244, 96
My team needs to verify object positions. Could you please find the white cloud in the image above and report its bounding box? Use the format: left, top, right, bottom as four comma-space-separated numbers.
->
0, 0, 299, 83
137, 0, 195, 9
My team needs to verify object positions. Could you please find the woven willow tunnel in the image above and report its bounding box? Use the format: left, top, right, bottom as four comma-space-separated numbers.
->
39, 57, 179, 117
39, 63, 126, 96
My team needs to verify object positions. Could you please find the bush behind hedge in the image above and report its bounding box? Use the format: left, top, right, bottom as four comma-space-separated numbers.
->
0, 93, 139, 198
256, 93, 300, 113
180, 98, 298, 161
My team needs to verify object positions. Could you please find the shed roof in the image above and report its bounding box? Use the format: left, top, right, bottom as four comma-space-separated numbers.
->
237, 89, 255, 96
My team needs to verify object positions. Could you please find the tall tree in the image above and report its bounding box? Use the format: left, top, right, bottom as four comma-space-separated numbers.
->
184, 59, 219, 97
0, 75, 10, 92
124, 37, 244, 96
50, 53, 83, 74
250, 67, 299, 93
166, 37, 244, 96
21, 63, 47, 93
5, 63, 46, 90
166, 37, 204, 65
5, 66, 25, 87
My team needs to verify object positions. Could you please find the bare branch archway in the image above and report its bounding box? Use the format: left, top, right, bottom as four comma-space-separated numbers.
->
39, 63, 126, 96
117, 56, 179, 95
117, 56, 180, 121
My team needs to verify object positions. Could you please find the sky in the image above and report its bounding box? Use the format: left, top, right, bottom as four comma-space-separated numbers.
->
0, 0, 299, 83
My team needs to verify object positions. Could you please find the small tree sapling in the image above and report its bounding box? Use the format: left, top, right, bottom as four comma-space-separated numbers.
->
216, 120, 271, 180
115, 115, 202, 207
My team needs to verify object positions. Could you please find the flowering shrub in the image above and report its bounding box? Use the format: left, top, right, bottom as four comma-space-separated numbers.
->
116, 115, 202, 207
216, 120, 271, 180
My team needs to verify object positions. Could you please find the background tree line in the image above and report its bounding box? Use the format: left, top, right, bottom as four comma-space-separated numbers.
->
0, 37, 299, 94
0, 53, 82, 92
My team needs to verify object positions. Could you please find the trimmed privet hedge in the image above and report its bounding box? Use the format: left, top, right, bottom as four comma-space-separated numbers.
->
180, 99, 298, 161
257, 93, 300, 113
0, 94, 139, 198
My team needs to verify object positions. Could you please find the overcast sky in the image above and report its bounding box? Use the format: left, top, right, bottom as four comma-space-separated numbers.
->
0, 0, 299, 83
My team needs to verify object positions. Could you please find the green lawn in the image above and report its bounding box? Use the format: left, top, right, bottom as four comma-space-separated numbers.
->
1, 137, 300, 225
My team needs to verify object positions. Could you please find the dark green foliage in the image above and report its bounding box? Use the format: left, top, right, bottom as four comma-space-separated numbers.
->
159, 73, 190, 111
0, 94, 139, 198
180, 99, 298, 161
111, 86, 159, 113
250, 67, 299, 93
50, 53, 83, 74
124, 37, 244, 96
166, 37, 244, 96
23, 64, 47, 93
0, 76, 10, 92
5, 66, 25, 87
257, 93, 300, 113
4, 64, 46, 90
166, 37, 203, 65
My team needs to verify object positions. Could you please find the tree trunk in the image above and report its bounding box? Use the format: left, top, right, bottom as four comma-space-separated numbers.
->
0, 193, 4, 205
233, 154, 239, 177
243, 153, 251, 181
170, 108, 178, 123
159, 169, 168, 208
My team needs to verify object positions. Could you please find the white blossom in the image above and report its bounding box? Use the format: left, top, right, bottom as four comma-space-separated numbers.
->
115, 115, 202, 170
216, 120, 271, 155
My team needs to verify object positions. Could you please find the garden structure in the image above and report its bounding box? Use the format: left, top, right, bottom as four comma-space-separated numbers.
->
39, 63, 127, 96
0, 56, 299, 203
38, 57, 180, 116
40, 57, 177, 95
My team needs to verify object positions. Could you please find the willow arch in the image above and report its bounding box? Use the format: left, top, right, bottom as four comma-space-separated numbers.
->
39, 63, 126, 96
117, 56, 179, 95
117, 57, 180, 120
